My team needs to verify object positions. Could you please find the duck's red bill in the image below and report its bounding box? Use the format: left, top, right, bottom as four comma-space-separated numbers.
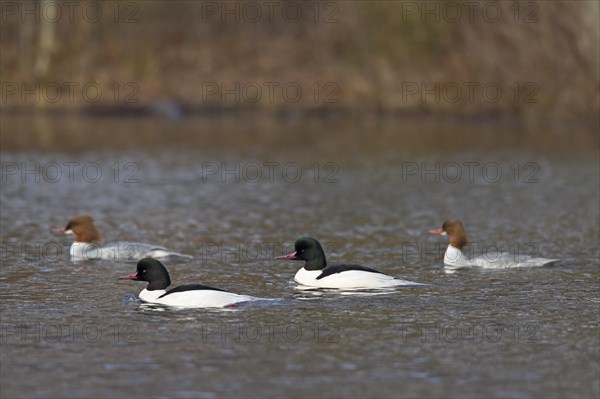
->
429, 229, 444, 235
119, 272, 139, 280
276, 251, 299, 260
51, 227, 66, 234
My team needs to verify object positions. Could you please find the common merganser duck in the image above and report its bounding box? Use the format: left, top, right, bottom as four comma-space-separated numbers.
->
276, 236, 422, 289
51, 215, 193, 262
429, 219, 559, 270
119, 258, 255, 308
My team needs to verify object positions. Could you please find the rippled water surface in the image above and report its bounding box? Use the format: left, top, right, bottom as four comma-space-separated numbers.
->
1, 114, 598, 398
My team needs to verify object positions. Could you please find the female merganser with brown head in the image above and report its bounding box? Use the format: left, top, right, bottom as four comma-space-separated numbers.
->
429, 219, 559, 270
52, 215, 193, 262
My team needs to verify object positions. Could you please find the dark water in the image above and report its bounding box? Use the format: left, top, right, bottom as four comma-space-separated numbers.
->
1, 114, 598, 398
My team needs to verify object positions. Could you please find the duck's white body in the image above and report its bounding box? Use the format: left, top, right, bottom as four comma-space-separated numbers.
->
294, 267, 423, 289
120, 258, 257, 308
70, 242, 192, 262
443, 245, 559, 270
277, 236, 424, 289
138, 288, 255, 308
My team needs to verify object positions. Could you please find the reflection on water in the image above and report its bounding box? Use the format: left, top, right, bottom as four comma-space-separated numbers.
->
0, 114, 598, 399
293, 286, 419, 297
1, 113, 598, 156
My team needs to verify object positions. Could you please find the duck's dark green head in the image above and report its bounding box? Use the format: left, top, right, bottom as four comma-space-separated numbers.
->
276, 236, 327, 270
119, 258, 172, 290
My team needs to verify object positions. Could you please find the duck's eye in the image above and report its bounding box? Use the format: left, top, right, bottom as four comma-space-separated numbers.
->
141, 269, 147, 274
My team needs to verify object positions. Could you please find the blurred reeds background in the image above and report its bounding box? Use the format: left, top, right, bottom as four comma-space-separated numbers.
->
1, 0, 599, 118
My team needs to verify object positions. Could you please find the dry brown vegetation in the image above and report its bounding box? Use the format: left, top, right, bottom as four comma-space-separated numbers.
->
1, 0, 598, 118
